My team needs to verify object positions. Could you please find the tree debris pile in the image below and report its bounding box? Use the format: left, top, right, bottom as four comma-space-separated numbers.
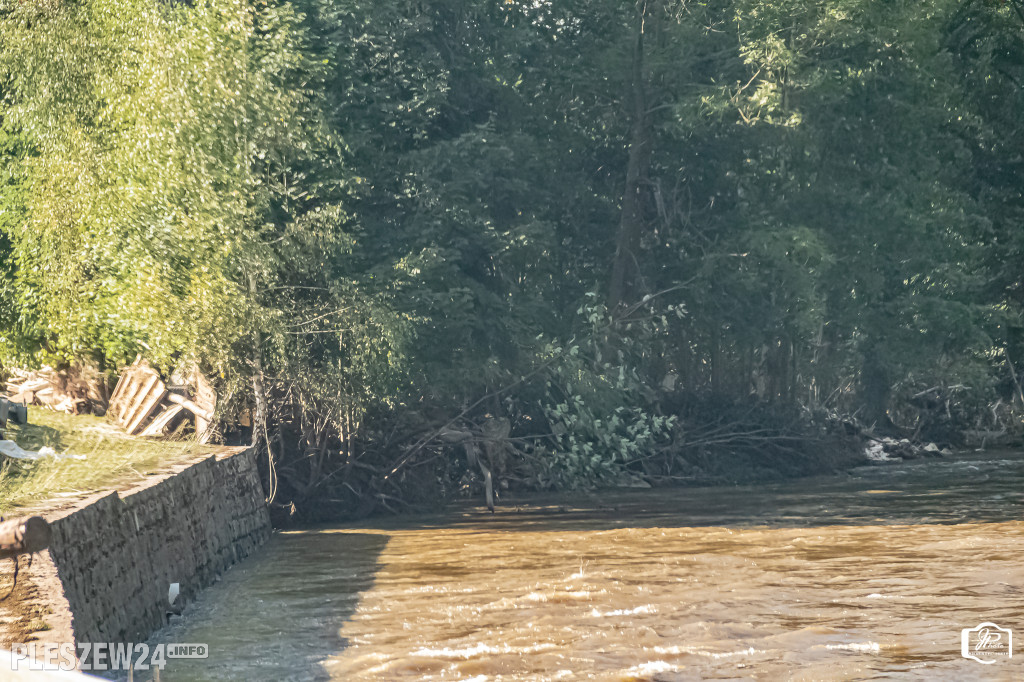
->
864, 438, 950, 462
4, 366, 109, 417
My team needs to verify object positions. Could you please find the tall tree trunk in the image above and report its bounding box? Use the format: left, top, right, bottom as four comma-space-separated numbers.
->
787, 337, 797, 403
710, 324, 722, 393
608, 2, 654, 310
860, 340, 891, 429
743, 346, 753, 396
247, 270, 277, 503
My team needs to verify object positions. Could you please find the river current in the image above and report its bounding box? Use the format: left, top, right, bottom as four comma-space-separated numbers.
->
147, 449, 1024, 680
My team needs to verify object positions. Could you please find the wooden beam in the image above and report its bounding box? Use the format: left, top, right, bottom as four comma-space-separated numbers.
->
125, 383, 168, 435
165, 393, 214, 423
122, 373, 159, 428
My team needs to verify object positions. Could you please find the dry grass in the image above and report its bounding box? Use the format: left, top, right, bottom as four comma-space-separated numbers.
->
0, 408, 213, 513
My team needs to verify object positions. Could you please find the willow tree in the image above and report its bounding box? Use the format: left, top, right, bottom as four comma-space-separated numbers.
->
0, 0, 408, 500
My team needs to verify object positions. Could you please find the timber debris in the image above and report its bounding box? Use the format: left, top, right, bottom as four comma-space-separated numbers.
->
107, 356, 217, 443
4, 366, 109, 416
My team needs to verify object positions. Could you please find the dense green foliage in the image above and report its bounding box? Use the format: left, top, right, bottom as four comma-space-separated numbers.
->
2, 0, 1022, 515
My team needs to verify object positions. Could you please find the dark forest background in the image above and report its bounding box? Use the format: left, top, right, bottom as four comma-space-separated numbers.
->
2, 0, 1023, 518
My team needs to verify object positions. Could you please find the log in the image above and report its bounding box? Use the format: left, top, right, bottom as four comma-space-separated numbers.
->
0, 516, 51, 560
13, 379, 49, 395
33, 387, 56, 406
8, 391, 33, 406
165, 392, 215, 423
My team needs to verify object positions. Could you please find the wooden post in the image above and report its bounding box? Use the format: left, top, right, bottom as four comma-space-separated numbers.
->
0, 516, 51, 560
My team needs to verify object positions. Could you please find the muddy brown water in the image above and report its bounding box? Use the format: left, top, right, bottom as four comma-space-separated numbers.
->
146, 450, 1024, 680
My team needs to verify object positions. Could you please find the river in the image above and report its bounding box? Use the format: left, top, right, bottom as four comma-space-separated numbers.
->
146, 449, 1024, 680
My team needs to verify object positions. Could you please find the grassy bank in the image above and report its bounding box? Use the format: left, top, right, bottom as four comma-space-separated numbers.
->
0, 408, 213, 513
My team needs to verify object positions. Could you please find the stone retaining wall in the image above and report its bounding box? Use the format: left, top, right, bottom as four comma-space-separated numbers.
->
4, 446, 271, 647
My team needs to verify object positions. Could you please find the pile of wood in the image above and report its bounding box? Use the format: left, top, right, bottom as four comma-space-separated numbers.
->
107, 356, 217, 443
4, 366, 109, 416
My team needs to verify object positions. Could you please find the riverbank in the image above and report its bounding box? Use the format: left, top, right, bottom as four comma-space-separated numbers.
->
0, 440, 270, 658
1, 409, 216, 514
0, 408, 988, 679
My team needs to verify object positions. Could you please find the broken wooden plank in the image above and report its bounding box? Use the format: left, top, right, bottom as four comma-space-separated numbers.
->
119, 372, 153, 424
124, 382, 169, 435
112, 372, 142, 423
140, 404, 187, 438
119, 373, 159, 429
8, 378, 49, 395
106, 355, 141, 412
108, 356, 146, 421
106, 377, 127, 412
107, 356, 169, 436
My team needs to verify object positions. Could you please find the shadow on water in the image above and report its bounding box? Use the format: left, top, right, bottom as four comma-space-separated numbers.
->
136, 449, 1024, 681
140, 531, 388, 682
